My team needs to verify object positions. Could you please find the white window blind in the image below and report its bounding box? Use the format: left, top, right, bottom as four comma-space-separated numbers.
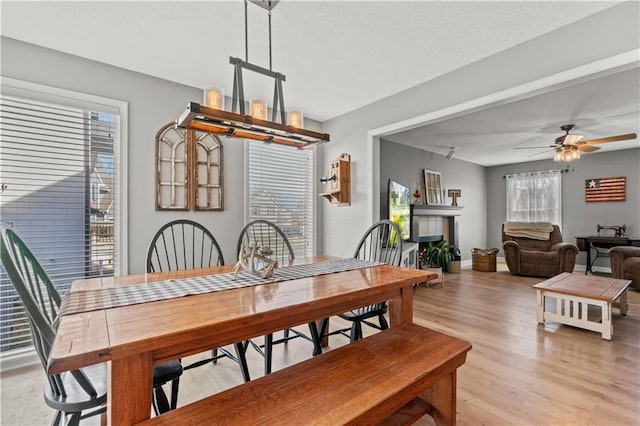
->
247, 142, 314, 257
506, 170, 562, 226
0, 91, 121, 356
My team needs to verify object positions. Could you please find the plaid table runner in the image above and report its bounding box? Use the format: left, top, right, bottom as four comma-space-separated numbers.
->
60, 258, 383, 316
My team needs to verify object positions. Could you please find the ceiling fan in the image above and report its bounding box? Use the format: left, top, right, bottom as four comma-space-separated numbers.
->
516, 124, 638, 162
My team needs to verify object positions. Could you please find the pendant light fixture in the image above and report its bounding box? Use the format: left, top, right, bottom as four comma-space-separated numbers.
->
176, 0, 329, 149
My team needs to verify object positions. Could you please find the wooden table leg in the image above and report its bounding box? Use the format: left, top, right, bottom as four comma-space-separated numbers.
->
388, 285, 413, 327
602, 302, 612, 340
422, 370, 457, 426
536, 290, 544, 324
619, 289, 629, 316
109, 353, 154, 425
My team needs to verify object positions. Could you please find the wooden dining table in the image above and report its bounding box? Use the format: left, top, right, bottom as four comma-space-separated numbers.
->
47, 256, 433, 425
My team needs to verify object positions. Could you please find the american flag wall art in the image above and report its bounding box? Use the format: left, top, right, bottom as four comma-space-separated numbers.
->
585, 176, 626, 203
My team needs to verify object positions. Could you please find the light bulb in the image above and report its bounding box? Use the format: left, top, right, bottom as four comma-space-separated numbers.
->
203, 85, 225, 109
250, 98, 267, 120
288, 110, 304, 128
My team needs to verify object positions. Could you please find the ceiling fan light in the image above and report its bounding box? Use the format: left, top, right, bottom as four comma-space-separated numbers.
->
553, 150, 562, 162
564, 134, 584, 145
571, 149, 580, 160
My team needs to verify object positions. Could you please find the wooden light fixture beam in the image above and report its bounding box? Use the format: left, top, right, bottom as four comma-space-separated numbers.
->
176, 102, 329, 149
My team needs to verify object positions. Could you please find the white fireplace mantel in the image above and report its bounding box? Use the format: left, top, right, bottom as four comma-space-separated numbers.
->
411, 204, 463, 217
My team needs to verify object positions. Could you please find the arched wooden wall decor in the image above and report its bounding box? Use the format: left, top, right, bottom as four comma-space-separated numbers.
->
155, 123, 189, 210
155, 122, 224, 211
192, 131, 224, 210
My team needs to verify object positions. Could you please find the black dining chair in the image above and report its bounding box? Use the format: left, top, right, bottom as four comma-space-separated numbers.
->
146, 219, 251, 382
0, 223, 182, 423
236, 219, 314, 374
316, 220, 404, 346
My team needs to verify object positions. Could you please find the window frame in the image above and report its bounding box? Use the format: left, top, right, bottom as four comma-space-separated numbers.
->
243, 140, 318, 257
0, 77, 128, 370
505, 169, 562, 228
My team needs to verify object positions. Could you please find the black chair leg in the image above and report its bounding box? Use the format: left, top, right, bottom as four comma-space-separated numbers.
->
351, 322, 363, 342
264, 333, 273, 374
153, 385, 171, 415
379, 314, 389, 330
309, 318, 329, 356
211, 348, 218, 364
234, 342, 251, 383
52, 410, 63, 426
283, 328, 290, 341
66, 412, 81, 426
170, 378, 180, 410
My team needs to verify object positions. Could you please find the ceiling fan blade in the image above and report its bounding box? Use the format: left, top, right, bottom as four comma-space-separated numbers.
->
577, 145, 600, 153
514, 146, 555, 150
581, 133, 638, 145
527, 148, 555, 157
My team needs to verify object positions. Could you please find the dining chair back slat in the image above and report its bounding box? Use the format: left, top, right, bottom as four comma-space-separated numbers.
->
147, 220, 224, 273
237, 219, 295, 265
354, 220, 403, 266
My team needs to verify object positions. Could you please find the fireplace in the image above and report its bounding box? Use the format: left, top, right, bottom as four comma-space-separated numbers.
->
410, 204, 462, 265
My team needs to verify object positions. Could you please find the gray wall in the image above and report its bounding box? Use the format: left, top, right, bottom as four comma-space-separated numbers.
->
2, 1, 638, 269
487, 148, 640, 269
1, 37, 325, 274
0, 36, 243, 273
380, 139, 486, 261
321, 1, 639, 258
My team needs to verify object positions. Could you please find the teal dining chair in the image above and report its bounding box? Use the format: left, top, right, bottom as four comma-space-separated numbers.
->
0, 223, 182, 423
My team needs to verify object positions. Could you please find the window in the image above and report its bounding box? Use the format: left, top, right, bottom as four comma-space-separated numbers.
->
246, 142, 315, 257
0, 79, 126, 363
506, 170, 562, 225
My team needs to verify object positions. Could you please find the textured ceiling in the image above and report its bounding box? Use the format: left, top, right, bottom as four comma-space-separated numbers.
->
385, 68, 640, 166
2, 1, 636, 166
0, 1, 621, 122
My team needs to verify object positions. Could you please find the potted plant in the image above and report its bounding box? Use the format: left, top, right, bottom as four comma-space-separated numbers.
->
421, 240, 455, 271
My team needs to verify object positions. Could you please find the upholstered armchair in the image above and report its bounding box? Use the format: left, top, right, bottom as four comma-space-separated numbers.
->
502, 224, 578, 277
609, 246, 640, 290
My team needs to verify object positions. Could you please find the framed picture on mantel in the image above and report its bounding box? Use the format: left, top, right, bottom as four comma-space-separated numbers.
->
424, 169, 444, 205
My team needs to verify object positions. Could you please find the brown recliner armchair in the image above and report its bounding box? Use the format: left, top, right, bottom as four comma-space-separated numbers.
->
502, 224, 578, 277
609, 246, 640, 290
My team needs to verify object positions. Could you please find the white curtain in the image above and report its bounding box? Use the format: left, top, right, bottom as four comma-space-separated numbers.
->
506, 170, 562, 227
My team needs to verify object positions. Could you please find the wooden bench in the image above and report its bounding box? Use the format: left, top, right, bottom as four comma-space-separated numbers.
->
139, 324, 472, 426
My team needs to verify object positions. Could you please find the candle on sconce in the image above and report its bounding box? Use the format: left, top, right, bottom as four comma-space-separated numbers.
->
203, 85, 225, 110
288, 110, 304, 128
250, 98, 267, 120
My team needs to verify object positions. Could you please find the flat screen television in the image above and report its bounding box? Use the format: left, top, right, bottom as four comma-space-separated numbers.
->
387, 179, 411, 242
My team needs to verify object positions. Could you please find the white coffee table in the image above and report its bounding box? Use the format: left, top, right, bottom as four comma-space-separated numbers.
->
533, 272, 631, 340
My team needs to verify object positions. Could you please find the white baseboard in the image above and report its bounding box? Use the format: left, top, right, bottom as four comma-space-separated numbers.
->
0, 348, 39, 373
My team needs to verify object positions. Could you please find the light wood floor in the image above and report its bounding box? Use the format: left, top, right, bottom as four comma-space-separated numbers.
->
2, 265, 639, 425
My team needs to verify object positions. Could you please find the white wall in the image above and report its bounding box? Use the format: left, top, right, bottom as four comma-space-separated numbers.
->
320, 1, 639, 258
